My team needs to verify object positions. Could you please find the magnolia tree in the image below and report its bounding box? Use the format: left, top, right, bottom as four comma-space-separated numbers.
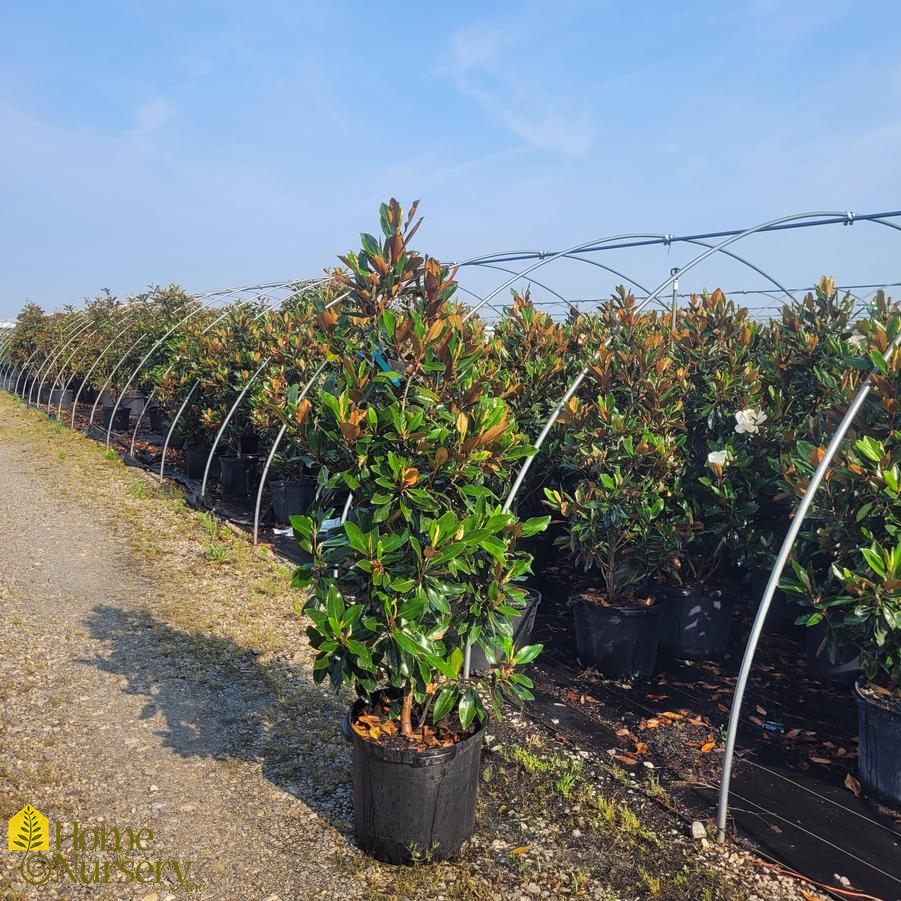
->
782, 296, 901, 689
544, 291, 686, 603
666, 291, 771, 585
290, 200, 548, 739
249, 287, 335, 480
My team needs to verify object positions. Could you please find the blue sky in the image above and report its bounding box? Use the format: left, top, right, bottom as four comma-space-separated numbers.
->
2, 0, 900, 319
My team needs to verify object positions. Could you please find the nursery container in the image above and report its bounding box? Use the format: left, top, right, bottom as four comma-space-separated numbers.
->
854, 681, 901, 805
219, 455, 258, 498
763, 589, 806, 640
239, 430, 260, 455
147, 406, 165, 432
101, 405, 131, 431
270, 479, 318, 524
121, 394, 146, 415
183, 444, 212, 480
342, 700, 484, 864
658, 586, 733, 660
572, 595, 661, 679
79, 385, 98, 404
48, 387, 74, 407
468, 588, 542, 673
805, 621, 861, 685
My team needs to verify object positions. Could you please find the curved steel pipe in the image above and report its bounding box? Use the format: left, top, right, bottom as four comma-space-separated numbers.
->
154, 298, 283, 477
26, 312, 91, 404
104, 279, 326, 447
459, 234, 794, 321
28, 311, 91, 402
154, 281, 332, 479
128, 373, 171, 456
251, 358, 332, 544
197, 282, 338, 495
158, 381, 199, 482
51, 301, 149, 416
247, 291, 351, 542
199, 357, 270, 501
462, 210, 860, 679
716, 330, 901, 840
13, 347, 46, 397
33, 314, 96, 407
252, 423, 289, 544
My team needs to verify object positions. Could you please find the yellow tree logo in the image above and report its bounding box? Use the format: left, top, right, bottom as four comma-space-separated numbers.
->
8, 805, 49, 851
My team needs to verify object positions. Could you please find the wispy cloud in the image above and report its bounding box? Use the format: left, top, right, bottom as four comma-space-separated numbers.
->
440, 23, 597, 157
131, 99, 176, 136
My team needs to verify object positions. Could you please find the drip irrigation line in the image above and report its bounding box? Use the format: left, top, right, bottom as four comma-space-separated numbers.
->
741, 759, 901, 839
764, 865, 884, 901
728, 787, 901, 889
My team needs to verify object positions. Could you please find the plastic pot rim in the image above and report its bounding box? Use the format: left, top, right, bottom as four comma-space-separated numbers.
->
343, 699, 486, 767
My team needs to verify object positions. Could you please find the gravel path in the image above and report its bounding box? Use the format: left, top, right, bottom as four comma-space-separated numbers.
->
0, 406, 371, 900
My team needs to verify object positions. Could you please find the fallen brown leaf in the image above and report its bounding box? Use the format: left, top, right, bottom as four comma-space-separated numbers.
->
844, 773, 862, 797
614, 754, 639, 766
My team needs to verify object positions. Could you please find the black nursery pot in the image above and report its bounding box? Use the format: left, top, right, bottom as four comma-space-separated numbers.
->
468, 588, 542, 674
658, 586, 733, 660
343, 700, 484, 864
572, 596, 661, 680
854, 680, 901, 805
147, 407, 165, 432
805, 621, 861, 685
219, 455, 258, 498
101, 405, 131, 431
79, 384, 98, 404
48, 387, 74, 407
269, 479, 318, 524
239, 430, 260, 455
183, 444, 212, 480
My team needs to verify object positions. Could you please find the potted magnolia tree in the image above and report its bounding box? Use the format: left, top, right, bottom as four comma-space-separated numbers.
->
753, 278, 863, 638
781, 308, 900, 803
544, 291, 685, 679
5, 302, 47, 395
659, 291, 769, 659
290, 201, 547, 863
829, 533, 901, 804
249, 298, 328, 523
785, 431, 900, 800
775, 291, 895, 677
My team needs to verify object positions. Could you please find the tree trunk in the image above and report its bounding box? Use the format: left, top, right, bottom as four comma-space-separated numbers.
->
400, 685, 414, 737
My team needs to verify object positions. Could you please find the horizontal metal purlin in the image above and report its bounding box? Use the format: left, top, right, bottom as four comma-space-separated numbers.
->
460, 211, 901, 267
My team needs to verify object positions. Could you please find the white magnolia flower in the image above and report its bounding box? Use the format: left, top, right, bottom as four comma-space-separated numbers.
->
707, 449, 729, 468
734, 408, 767, 435
847, 333, 867, 350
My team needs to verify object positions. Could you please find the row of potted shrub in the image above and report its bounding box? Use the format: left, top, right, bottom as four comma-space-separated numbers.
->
2, 201, 899, 859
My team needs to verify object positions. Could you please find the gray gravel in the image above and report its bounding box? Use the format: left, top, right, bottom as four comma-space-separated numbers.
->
0, 409, 371, 900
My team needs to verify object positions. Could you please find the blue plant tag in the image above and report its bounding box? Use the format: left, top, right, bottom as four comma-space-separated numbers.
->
372, 349, 402, 387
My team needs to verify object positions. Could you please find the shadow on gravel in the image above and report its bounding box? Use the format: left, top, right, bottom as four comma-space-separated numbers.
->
79, 604, 355, 842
